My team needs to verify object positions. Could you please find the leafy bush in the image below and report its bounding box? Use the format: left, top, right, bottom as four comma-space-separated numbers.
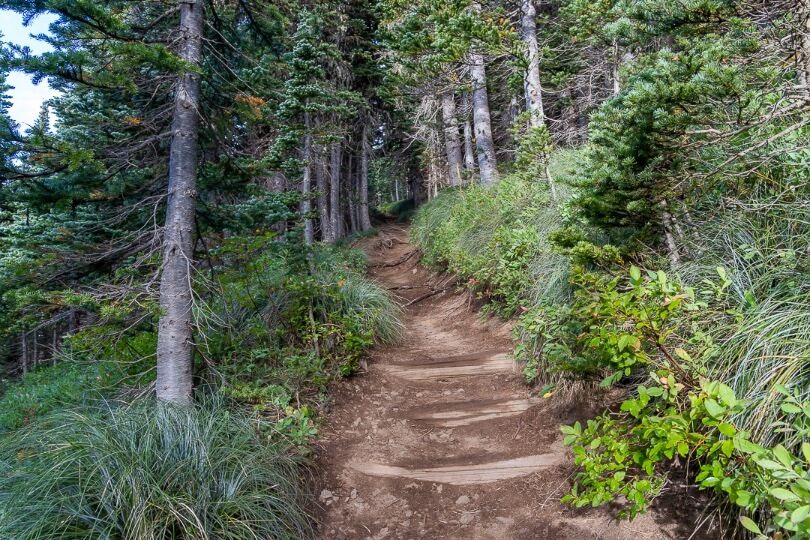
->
411, 158, 571, 317
550, 267, 809, 537
0, 399, 313, 539
377, 198, 416, 222
205, 237, 402, 410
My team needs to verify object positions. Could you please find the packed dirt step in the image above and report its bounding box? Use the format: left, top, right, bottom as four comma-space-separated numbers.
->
314, 223, 715, 540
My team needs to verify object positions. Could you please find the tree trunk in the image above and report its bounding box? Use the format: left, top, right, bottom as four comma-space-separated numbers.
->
440, 92, 464, 187
359, 125, 372, 230
800, 0, 810, 91
156, 0, 204, 404
301, 112, 315, 244
329, 142, 343, 242
661, 200, 681, 267
462, 94, 476, 175
468, 6, 498, 186
521, 0, 545, 128
20, 333, 27, 375
347, 152, 358, 233
316, 149, 330, 242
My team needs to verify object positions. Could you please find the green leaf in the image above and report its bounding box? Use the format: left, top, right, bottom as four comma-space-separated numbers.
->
674, 348, 691, 362
717, 423, 736, 437
791, 505, 810, 524
629, 266, 641, 283
716, 383, 736, 406
773, 445, 794, 468
802, 442, 810, 464
770, 488, 799, 501
754, 459, 784, 470
735, 490, 752, 507
782, 403, 802, 414
739, 516, 761, 535
704, 399, 725, 418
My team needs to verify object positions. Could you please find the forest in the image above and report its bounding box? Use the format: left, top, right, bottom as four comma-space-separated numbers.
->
0, 0, 808, 538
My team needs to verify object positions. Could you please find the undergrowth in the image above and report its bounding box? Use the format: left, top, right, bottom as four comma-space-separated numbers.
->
410, 146, 810, 537
0, 399, 313, 539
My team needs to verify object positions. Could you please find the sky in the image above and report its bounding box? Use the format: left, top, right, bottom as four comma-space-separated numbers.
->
1, 9, 59, 129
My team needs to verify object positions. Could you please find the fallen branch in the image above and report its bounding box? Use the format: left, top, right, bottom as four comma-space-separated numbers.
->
371, 249, 419, 268
405, 288, 448, 306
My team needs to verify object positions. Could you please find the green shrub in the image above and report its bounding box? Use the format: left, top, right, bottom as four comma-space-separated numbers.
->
0, 399, 313, 539
206, 237, 402, 410
411, 167, 570, 318
553, 267, 809, 537
377, 198, 415, 222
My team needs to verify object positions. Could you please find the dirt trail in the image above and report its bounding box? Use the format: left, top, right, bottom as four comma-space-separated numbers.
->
314, 223, 704, 539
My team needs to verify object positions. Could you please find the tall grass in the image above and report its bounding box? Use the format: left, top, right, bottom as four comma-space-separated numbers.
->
0, 399, 313, 539
411, 172, 571, 315
680, 197, 810, 447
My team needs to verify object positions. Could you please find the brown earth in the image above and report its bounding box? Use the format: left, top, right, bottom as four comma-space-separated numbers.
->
313, 223, 716, 540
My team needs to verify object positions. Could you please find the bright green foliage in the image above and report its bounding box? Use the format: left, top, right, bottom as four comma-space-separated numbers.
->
411, 170, 567, 317
203, 236, 402, 411
411, 148, 579, 317
553, 267, 809, 536
0, 400, 313, 539
0, 361, 134, 431
564, 377, 810, 537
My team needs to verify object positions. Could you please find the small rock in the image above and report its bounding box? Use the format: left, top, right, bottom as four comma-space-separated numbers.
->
351, 488, 358, 499
459, 513, 475, 525
436, 484, 443, 493
405, 510, 413, 518
319, 489, 333, 502
374, 526, 390, 540
455, 495, 470, 506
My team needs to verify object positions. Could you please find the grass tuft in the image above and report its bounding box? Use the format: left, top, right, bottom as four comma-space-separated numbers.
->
0, 399, 313, 540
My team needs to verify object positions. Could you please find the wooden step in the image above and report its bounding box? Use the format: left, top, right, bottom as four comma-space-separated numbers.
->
405, 397, 540, 427
382, 351, 514, 381
348, 454, 561, 485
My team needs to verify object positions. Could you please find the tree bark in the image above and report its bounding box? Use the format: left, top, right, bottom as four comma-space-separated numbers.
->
468, 5, 498, 186
462, 94, 476, 175
156, 0, 204, 404
440, 92, 464, 186
316, 148, 330, 242
347, 152, 358, 234
329, 141, 343, 242
800, 0, 810, 91
359, 124, 372, 230
521, 0, 545, 128
301, 112, 315, 244
661, 200, 681, 267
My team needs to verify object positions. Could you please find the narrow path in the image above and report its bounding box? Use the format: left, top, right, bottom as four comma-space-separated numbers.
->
315, 224, 700, 539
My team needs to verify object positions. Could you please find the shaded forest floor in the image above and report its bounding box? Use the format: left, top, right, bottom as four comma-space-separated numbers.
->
313, 223, 714, 539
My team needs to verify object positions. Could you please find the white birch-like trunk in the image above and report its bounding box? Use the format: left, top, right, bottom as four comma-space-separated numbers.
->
521, 0, 545, 128
469, 4, 498, 186
440, 92, 464, 186
470, 51, 498, 185
462, 94, 476, 175
156, 0, 204, 404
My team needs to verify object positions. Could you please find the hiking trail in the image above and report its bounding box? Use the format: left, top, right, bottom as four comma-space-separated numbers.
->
314, 223, 706, 539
